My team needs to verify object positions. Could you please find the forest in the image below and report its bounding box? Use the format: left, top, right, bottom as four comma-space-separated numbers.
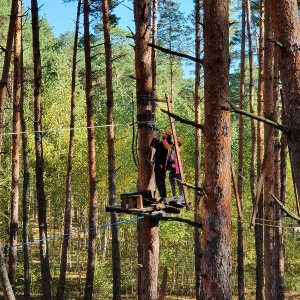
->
1, 0, 300, 299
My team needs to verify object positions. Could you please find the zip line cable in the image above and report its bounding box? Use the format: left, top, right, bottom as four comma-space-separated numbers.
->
0, 120, 167, 138
0, 122, 133, 137
0, 212, 163, 252
0, 213, 298, 252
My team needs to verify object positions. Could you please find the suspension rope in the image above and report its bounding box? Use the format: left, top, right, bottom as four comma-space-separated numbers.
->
0, 212, 164, 252
0, 122, 133, 137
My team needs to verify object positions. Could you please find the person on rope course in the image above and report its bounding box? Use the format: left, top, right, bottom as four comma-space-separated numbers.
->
166, 136, 184, 204
150, 130, 172, 203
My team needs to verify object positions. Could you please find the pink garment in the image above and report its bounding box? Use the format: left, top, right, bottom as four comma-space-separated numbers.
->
162, 139, 169, 149
165, 146, 181, 175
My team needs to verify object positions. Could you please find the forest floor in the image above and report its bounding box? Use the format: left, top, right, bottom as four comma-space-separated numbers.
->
164, 293, 300, 300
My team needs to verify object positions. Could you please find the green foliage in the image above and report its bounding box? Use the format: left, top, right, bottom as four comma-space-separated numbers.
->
0, 0, 10, 44
2, 1, 300, 299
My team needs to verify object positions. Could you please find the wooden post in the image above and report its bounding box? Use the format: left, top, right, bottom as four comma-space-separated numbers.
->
165, 94, 189, 209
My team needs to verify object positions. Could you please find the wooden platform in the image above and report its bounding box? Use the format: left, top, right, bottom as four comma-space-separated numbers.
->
106, 203, 181, 215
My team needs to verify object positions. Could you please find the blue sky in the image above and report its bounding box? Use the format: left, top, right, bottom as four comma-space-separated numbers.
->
21, 0, 194, 37
21, 0, 195, 77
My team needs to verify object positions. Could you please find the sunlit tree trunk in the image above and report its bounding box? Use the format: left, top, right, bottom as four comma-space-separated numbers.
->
56, 1, 81, 299
270, 0, 300, 213
201, 0, 232, 298
31, 0, 51, 298
272, 49, 284, 299
134, 1, 158, 299
102, 0, 121, 299
0, 0, 18, 166
83, 0, 98, 298
8, 0, 21, 290
237, 2, 246, 299
279, 93, 288, 300
194, 0, 202, 299
151, 0, 157, 97
20, 41, 30, 299
0, 252, 15, 300
255, 1, 265, 298
263, 1, 276, 298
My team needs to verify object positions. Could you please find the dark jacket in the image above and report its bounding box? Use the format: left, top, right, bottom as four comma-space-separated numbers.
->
151, 138, 168, 166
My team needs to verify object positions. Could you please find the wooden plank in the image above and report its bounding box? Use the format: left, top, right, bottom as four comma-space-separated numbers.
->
106, 205, 155, 214
106, 204, 181, 215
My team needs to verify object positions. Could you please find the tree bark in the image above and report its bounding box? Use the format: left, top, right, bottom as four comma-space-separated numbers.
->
8, 0, 21, 290
263, 1, 277, 299
270, 0, 300, 216
137, 217, 159, 300
0, 0, 18, 166
193, 0, 202, 299
151, 0, 157, 98
31, 0, 51, 298
83, 0, 98, 298
255, 1, 265, 298
237, 1, 246, 299
56, 1, 81, 299
0, 251, 15, 300
201, 0, 232, 298
102, 0, 121, 299
20, 40, 30, 299
272, 22, 285, 300
134, 1, 158, 299
134, 0, 156, 195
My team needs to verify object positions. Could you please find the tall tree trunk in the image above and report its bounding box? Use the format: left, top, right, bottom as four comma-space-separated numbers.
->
237, 2, 246, 299
247, 0, 257, 206
271, 2, 300, 295
193, 0, 202, 299
134, 1, 158, 299
201, 0, 231, 298
83, 0, 98, 298
0, 0, 18, 166
255, 1, 265, 298
8, 0, 21, 290
20, 41, 30, 299
272, 37, 285, 300
279, 92, 288, 300
56, 1, 81, 299
270, 0, 300, 211
137, 217, 159, 300
102, 0, 121, 299
151, 0, 157, 98
0, 251, 16, 300
31, 0, 51, 298
263, 1, 277, 298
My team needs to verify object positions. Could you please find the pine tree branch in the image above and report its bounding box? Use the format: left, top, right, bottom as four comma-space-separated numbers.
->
221, 104, 288, 133
148, 43, 203, 64
161, 108, 204, 129
180, 181, 205, 196
271, 193, 300, 222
